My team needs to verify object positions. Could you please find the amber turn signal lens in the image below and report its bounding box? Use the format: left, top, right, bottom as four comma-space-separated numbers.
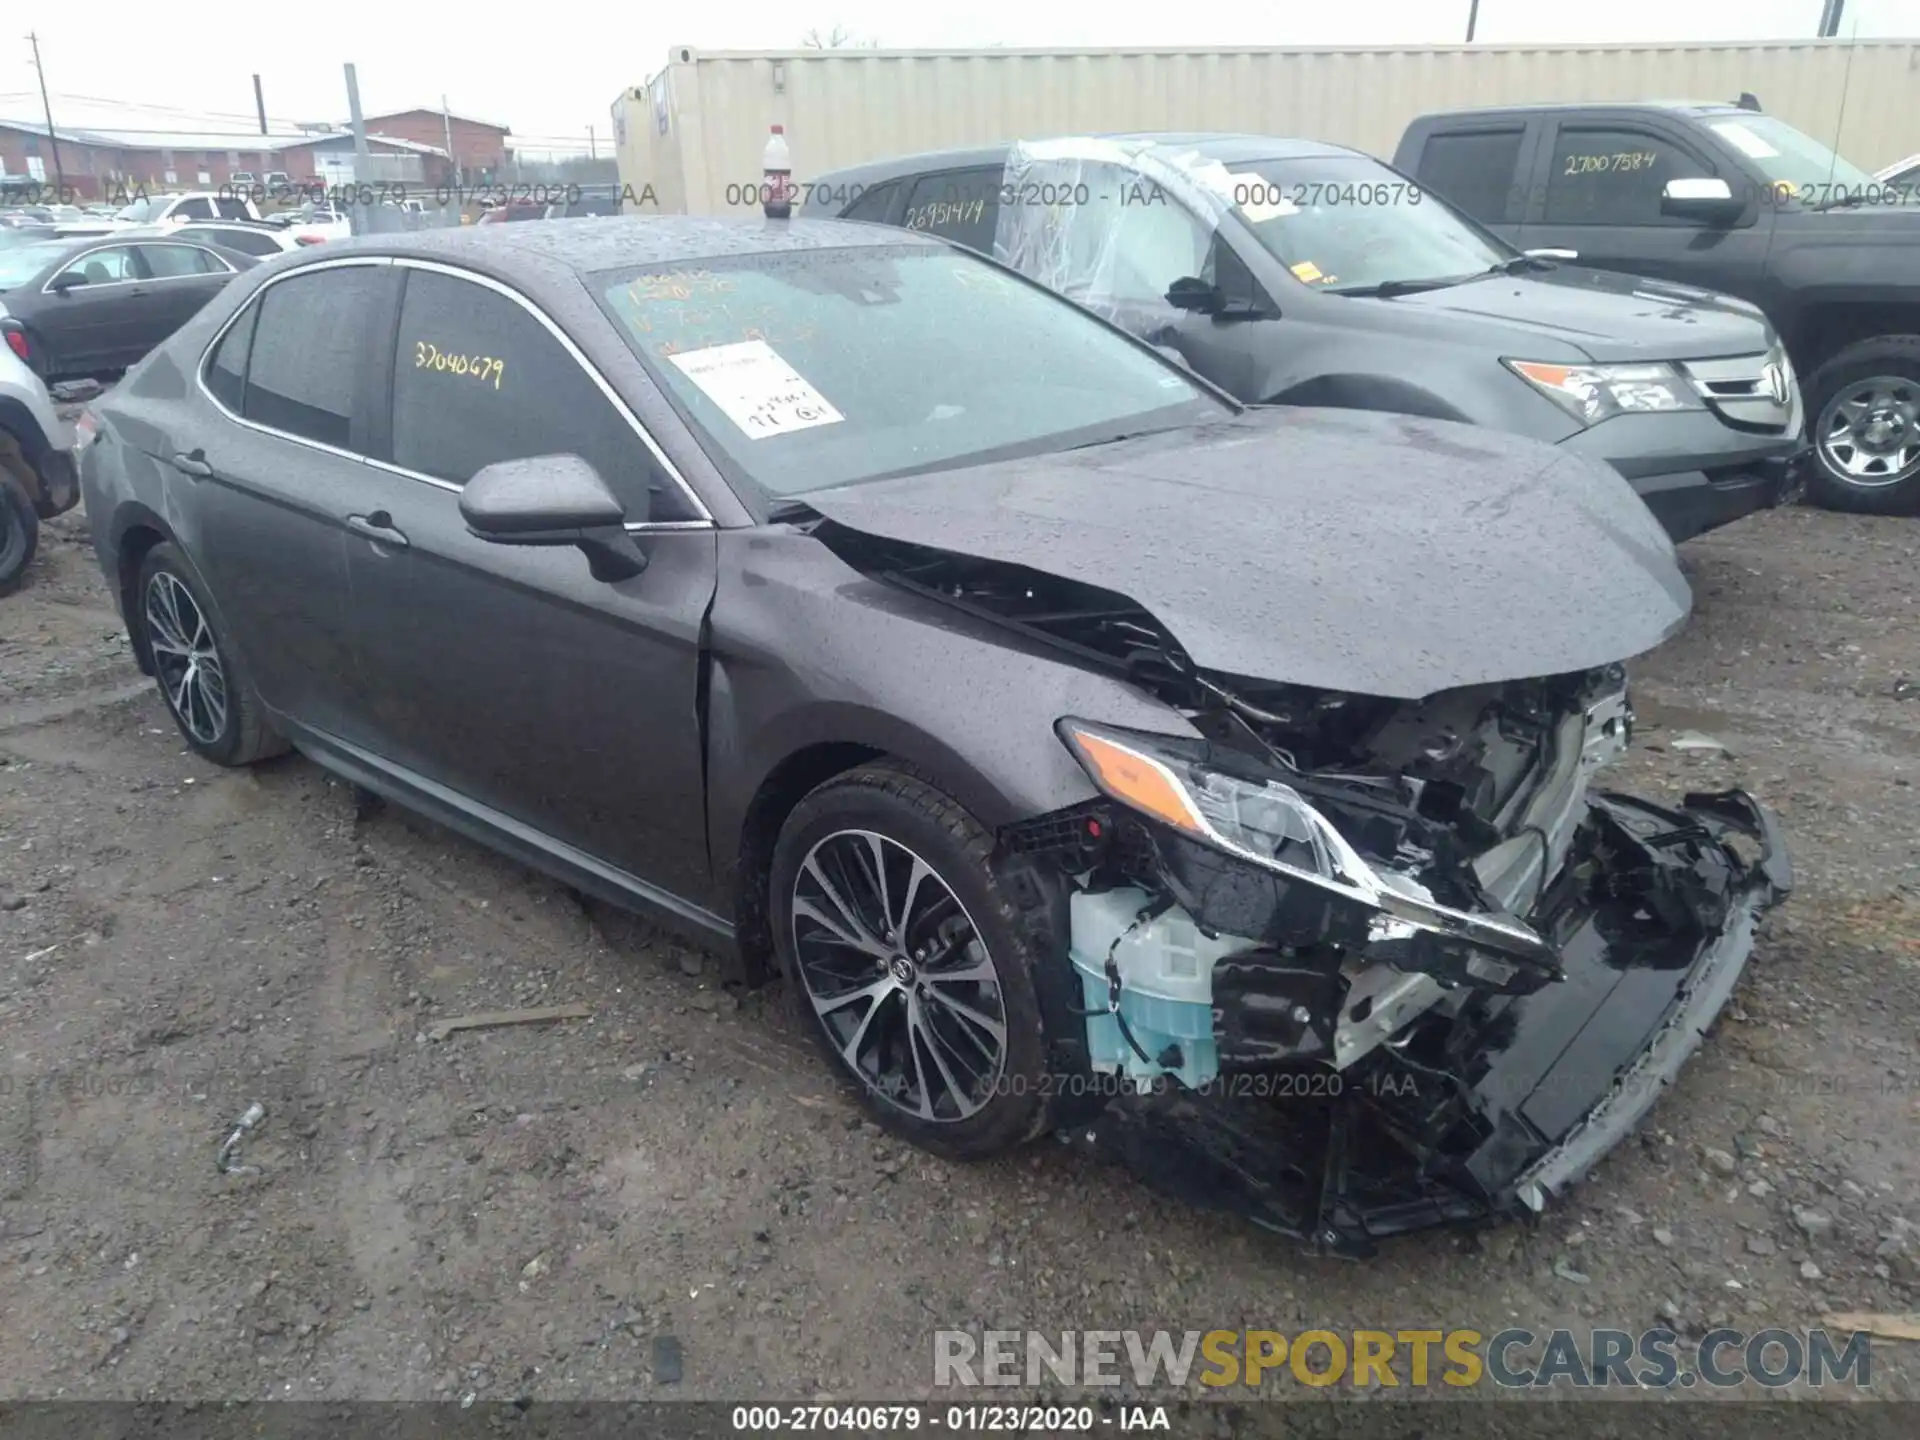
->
1063, 729, 1206, 836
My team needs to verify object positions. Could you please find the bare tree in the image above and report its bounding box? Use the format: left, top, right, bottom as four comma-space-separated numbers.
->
800, 24, 878, 48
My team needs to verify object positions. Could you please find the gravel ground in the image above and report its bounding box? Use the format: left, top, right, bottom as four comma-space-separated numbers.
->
0, 496, 1916, 1406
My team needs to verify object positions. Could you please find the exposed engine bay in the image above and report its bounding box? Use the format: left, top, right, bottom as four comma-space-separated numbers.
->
817, 519, 1791, 1255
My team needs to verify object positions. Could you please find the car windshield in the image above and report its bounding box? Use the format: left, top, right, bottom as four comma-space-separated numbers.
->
597, 245, 1224, 498
114, 197, 168, 223
1221, 154, 1511, 294
1698, 113, 1895, 202
0, 241, 67, 289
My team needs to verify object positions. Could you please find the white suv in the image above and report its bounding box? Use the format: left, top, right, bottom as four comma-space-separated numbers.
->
0, 345, 80, 594
111, 192, 262, 227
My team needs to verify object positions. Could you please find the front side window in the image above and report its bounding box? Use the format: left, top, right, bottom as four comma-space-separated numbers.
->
138, 243, 223, 278
215, 196, 252, 220
389, 269, 683, 517
1544, 127, 1713, 226
1054, 164, 1216, 307
57, 246, 141, 286
173, 197, 216, 221
1224, 153, 1506, 293
597, 245, 1223, 499
181, 226, 277, 257
242, 267, 385, 447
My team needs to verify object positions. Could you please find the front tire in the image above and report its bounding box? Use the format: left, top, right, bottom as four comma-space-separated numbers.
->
769, 763, 1057, 1159
1804, 337, 1920, 514
136, 542, 287, 766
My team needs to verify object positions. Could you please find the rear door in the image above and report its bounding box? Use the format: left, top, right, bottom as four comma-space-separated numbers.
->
1400, 122, 1536, 240
1518, 116, 1775, 300
131, 241, 238, 342
338, 261, 717, 901
181, 259, 393, 733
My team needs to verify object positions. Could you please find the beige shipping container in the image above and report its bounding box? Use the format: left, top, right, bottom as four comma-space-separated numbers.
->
615, 38, 1920, 216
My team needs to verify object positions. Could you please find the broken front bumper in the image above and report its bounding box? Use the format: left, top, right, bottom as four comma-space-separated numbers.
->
1082, 788, 1791, 1256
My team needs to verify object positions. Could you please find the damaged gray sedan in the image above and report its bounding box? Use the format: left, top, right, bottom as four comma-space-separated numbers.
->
78, 218, 1789, 1255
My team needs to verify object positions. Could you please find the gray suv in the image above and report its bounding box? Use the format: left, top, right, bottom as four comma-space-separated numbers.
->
805, 133, 1810, 541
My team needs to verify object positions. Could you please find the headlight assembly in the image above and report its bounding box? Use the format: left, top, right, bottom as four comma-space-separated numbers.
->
1055, 718, 1559, 974
1505, 358, 1704, 426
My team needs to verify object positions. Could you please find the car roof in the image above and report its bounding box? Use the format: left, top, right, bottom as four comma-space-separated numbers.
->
245, 217, 937, 345
1410, 100, 1751, 123
805, 132, 1361, 192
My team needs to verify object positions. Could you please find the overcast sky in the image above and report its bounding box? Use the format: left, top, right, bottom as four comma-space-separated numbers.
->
4, 0, 1917, 154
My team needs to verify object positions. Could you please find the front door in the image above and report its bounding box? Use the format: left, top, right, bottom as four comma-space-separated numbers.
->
339, 262, 718, 904
1517, 118, 1776, 305
41, 243, 160, 375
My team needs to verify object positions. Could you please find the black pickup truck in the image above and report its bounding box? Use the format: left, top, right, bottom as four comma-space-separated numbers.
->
1395, 100, 1920, 514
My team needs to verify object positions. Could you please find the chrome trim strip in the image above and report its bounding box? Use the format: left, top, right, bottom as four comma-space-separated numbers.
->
391, 257, 713, 523
190, 253, 716, 527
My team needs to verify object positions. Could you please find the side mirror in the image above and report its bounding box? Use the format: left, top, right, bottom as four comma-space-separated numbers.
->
460, 454, 649, 581
49, 270, 87, 292
1661, 176, 1744, 225
1165, 275, 1224, 314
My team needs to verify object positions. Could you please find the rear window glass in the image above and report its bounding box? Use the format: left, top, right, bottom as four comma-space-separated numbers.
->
242, 267, 384, 447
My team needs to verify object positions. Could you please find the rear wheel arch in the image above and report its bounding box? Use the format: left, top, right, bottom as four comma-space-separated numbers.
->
112, 512, 175, 675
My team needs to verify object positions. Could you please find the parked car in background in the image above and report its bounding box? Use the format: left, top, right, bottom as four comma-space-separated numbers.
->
478, 200, 546, 224
1395, 100, 1920, 514
1, 338, 81, 593
1875, 153, 1920, 191
275, 205, 351, 245
230, 171, 258, 190
544, 196, 622, 219
113, 192, 262, 227
77, 216, 1787, 1251
0, 233, 257, 381
806, 134, 1806, 542
165, 221, 301, 258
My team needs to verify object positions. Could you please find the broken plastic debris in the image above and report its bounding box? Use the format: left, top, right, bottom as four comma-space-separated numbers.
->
1670, 730, 1731, 754
425, 1004, 592, 1042
216, 1101, 267, 1175
1822, 1312, 1920, 1342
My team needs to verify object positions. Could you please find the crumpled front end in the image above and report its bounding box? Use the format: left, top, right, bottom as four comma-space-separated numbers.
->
1004, 669, 1791, 1255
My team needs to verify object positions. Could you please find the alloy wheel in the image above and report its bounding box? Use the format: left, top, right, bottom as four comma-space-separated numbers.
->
144, 570, 229, 746
1818, 376, 1920, 488
789, 829, 1008, 1121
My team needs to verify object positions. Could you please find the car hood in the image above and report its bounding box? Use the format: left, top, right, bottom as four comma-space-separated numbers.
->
1364, 266, 1772, 364
803, 406, 1689, 699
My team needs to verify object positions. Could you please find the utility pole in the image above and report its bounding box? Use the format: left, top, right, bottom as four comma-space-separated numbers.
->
26, 31, 65, 195
344, 62, 371, 166
1817, 0, 1846, 37
588, 126, 597, 160
1465, 0, 1481, 43
253, 74, 268, 135
441, 95, 458, 186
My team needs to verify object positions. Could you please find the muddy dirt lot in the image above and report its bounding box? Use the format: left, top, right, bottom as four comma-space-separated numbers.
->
1, 499, 1917, 1405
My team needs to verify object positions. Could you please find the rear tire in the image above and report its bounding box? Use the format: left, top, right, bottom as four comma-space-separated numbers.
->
135, 542, 288, 766
769, 763, 1059, 1160
0, 470, 39, 598
1803, 336, 1920, 514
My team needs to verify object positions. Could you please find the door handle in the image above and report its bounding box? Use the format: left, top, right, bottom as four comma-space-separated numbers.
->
170, 450, 213, 478
345, 511, 410, 549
